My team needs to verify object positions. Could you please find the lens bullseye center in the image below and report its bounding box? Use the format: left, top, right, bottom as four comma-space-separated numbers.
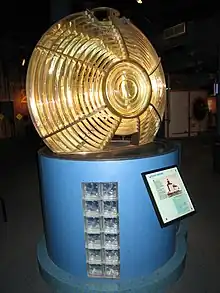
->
119, 79, 137, 102
104, 60, 152, 118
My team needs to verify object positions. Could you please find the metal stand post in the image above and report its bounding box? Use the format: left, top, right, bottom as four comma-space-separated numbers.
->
213, 46, 220, 173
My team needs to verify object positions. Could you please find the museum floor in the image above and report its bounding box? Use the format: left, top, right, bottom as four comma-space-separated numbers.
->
0, 135, 219, 293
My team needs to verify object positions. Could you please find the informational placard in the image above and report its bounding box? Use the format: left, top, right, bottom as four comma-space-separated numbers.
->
142, 166, 195, 227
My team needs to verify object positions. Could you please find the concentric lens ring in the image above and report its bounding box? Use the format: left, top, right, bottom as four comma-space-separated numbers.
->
103, 60, 152, 118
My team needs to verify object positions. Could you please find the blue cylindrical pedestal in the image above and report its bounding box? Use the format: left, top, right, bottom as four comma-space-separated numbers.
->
37, 141, 187, 292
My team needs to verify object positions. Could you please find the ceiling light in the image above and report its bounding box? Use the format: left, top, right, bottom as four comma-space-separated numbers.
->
137, 0, 143, 3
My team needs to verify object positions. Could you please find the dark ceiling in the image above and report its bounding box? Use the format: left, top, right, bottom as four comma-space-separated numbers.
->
74, 0, 220, 30
0, 0, 219, 90
2, 0, 220, 35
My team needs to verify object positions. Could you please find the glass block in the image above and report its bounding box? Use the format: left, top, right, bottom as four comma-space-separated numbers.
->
84, 200, 100, 217
104, 265, 120, 278
88, 264, 103, 277
83, 182, 120, 278
85, 217, 101, 233
103, 218, 118, 234
104, 234, 119, 249
87, 249, 102, 264
103, 201, 118, 217
87, 234, 101, 249
104, 250, 120, 264
102, 183, 117, 200
83, 183, 100, 199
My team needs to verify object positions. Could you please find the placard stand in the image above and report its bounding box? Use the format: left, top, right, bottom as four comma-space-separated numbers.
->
142, 166, 195, 227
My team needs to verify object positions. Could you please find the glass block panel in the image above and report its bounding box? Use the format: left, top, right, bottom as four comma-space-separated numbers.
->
82, 182, 120, 279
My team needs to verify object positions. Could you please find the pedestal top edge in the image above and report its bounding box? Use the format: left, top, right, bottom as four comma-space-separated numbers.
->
38, 139, 177, 162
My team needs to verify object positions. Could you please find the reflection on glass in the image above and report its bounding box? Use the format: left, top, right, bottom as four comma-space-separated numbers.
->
104, 234, 119, 250
88, 264, 103, 277
84, 201, 100, 217
86, 217, 101, 233
105, 265, 120, 278
87, 234, 101, 249
103, 218, 118, 233
87, 249, 102, 264
102, 183, 117, 200
103, 201, 118, 217
105, 250, 120, 264
83, 183, 100, 199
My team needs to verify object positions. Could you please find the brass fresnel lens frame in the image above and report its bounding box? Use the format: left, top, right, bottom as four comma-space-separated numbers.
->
26, 7, 166, 154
